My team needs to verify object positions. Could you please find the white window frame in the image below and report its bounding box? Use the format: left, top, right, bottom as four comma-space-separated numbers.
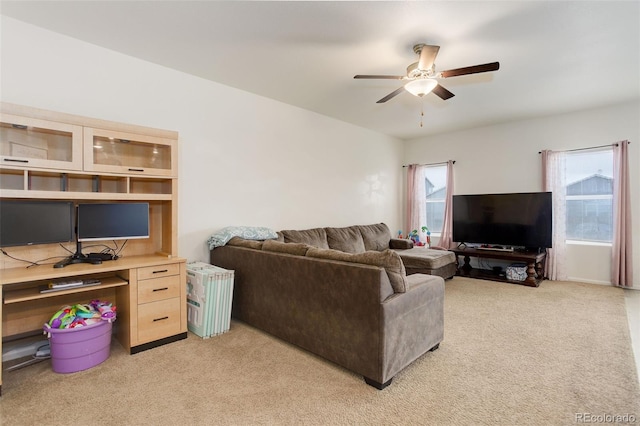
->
423, 164, 447, 237
564, 148, 613, 245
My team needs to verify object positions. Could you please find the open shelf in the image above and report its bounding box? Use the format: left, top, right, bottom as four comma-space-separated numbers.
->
1, 168, 172, 198
3, 276, 128, 304
451, 247, 546, 287
456, 267, 542, 286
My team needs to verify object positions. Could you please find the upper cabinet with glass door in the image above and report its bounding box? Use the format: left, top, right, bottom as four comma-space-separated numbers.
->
84, 128, 176, 177
0, 113, 83, 171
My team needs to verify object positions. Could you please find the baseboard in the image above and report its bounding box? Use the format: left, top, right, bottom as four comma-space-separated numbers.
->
566, 277, 611, 286
130, 332, 188, 355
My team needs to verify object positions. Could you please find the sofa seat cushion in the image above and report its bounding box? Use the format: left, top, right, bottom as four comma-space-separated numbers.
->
281, 228, 330, 249
306, 247, 407, 293
325, 226, 366, 253
357, 223, 392, 251
394, 247, 456, 270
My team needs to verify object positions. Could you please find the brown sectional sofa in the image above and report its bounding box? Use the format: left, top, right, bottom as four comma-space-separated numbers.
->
210, 223, 449, 389
395, 246, 458, 278
278, 223, 457, 279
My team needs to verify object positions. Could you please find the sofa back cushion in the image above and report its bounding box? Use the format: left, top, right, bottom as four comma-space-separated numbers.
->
262, 239, 310, 256
306, 247, 407, 293
280, 228, 329, 249
227, 237, 264, 249
358, 223, 392, 251
325, 226, 366, 254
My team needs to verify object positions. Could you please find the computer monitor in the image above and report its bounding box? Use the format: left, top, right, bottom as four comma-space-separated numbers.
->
77, 202, 150, 242
0, 200, 74, 247
53, 202, 150, 268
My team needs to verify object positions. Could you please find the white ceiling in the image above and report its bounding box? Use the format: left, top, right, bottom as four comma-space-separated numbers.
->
2, 1, 639, 140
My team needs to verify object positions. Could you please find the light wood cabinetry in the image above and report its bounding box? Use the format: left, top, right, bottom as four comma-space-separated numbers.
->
132, 263, 185, 347
84, 127, 176, 177
0, 114, 83, 171
0, 103, 186, 396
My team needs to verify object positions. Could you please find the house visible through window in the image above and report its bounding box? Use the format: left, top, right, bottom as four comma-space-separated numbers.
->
565, 148, 613, 243
423, 165, 447, 235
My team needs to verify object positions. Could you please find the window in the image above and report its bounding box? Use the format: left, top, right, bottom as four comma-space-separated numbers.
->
423, 165, 447, 235
565, 148, 613, 243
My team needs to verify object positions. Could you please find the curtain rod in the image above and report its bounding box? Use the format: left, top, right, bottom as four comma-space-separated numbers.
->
402, 160, 455, 168
538, 141, 629, 154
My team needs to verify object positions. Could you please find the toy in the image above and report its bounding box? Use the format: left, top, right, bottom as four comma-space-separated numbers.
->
422, 226, 431, 248
69, 317, 87, 328
48, 306, 74, 329
46, 300, 117, 330
74, 304, 94, 319
397, 230, 403, 239
91, 299, 117, 321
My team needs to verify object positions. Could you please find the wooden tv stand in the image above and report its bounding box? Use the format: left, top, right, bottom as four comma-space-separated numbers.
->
450, 247, 546, 287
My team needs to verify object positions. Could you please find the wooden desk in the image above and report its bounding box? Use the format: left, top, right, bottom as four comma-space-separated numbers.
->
1, 255, 187, 396
450, 247, 546, 287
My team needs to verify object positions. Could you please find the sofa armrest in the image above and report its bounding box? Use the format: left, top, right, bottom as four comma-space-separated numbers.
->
389, 238, 414, 250
379, 273, 444, 382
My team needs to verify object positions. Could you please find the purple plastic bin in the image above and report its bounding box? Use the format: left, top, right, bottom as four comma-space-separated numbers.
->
43, 320, 113, 374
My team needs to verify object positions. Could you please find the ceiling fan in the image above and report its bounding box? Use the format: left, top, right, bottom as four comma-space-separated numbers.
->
354, 44, 500, 103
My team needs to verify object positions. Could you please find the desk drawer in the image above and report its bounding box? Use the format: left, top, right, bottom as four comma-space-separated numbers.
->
137, 263, 180, 281
138, 275, 181, 304
137, 297, 182, 344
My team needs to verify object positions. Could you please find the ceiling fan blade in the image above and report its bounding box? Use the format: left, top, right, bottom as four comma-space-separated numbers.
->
354, 75, 405, 80
440, 62, 500, 78
417, 44, 440, 70
376, 86, 406, 103
432, 84, 455, 100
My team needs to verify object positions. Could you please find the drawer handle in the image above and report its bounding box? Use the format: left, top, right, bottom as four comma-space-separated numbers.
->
153, 316, 169, 322
129, 168, 145, 172
152, 269, 169, 274
152, 287, 169, 292
4, 158, 29, 163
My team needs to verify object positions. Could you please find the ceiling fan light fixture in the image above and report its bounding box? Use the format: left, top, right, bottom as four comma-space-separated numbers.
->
404, 78, 438, 97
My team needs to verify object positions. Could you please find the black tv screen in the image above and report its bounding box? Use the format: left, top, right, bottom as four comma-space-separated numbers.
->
452, 192, 553, 249
0, 200, 74, 247
77, 203, 149, 242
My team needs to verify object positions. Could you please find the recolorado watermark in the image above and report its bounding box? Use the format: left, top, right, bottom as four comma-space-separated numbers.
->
575, 413, 637, 423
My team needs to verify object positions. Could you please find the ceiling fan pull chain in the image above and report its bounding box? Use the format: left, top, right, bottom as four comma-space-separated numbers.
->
420, 97, 424, 128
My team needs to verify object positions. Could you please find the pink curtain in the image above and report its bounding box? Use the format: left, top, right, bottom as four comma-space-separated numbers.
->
438, 160, 455, 249
406, 164, 425, 236
406, 164, 417, 235
541, 150, 568, 280
611, 141, 633, 287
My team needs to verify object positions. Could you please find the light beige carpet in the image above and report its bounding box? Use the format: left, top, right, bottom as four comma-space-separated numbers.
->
2, 277, 639, 425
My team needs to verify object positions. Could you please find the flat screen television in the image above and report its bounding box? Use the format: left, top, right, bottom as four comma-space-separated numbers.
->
77, 202, 150, 242
0, 200, 74, 247
452, 192, 552, 249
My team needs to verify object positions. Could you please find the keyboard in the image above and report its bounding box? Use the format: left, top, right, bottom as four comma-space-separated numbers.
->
40, 278, 102, 294
49, 279, 83, 289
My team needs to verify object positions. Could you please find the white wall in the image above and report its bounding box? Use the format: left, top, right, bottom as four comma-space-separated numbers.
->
404, 101, 640, 285
0, 17, 404, 263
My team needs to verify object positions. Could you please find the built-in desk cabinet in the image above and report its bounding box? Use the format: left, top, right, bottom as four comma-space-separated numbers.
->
0, 114, 83, 171
84, 127, 176, 177
0, 103, 185, 396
